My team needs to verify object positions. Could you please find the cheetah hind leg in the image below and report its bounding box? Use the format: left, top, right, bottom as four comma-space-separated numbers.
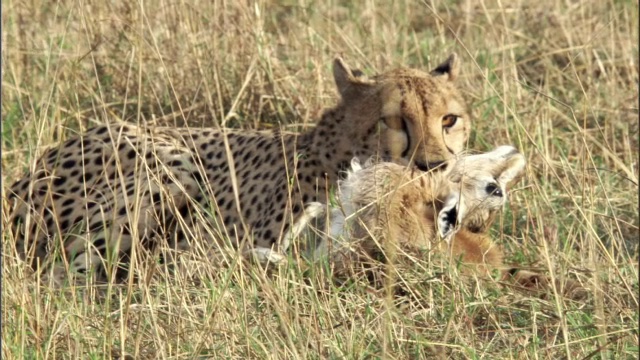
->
243, 202, 325, 266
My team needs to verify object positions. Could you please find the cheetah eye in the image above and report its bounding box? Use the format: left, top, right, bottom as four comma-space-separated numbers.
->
442, 114, 459, 128
485, 183, 503, 197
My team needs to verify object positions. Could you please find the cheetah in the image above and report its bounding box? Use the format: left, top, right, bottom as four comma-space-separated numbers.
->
313, 146, 586, 298
5, 54, 470, 285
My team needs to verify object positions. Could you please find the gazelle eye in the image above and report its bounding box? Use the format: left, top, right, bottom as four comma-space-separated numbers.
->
442, 114, 458, 128
485, 183, 503, 197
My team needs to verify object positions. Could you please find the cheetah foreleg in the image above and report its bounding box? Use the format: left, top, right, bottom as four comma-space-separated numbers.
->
242, 247, 287, 265
280, 201, 325, 253
244, 202, 325, 266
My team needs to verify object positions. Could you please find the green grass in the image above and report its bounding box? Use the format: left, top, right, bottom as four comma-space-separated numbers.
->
2, 0, 638, 358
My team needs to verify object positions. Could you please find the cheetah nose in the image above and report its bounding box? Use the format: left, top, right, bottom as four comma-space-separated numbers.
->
415, 160, 447, 172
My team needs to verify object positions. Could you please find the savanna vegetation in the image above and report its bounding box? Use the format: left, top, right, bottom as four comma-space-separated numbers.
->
2, 0, 638, 358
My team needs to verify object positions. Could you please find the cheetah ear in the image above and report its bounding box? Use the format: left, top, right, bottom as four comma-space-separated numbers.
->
333, 57, 372, 97
430, 53, 459, 81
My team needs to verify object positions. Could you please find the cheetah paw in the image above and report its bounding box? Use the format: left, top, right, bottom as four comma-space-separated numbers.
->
244, 247, 287, 266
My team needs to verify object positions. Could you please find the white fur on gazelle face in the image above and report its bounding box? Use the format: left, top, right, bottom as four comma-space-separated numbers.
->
436, 145, 526, 241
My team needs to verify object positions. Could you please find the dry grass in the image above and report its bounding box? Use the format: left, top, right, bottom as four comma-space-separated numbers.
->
2, 0, 638, 358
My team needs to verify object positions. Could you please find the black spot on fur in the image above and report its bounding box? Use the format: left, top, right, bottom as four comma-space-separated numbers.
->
89, 220, 106, 232
53, 176, 67, 187
12, 214, 24, 227
65, 138, 79, 148
62, 159, 76, 169
97, 246, 108, 259
46, 216, 55, 229
190, 171, 204, 184
46, 149, 60, 162
80, 172, 94, 182
60, 207, 74, 218
177, 205, 190, 218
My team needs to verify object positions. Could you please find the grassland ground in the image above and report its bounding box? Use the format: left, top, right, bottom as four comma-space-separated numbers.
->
2, 0, 638, 358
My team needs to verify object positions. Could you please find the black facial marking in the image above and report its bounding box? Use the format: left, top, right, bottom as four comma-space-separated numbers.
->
441, 206, 457, 235
400, 117, 411, 158
415, 161, 446, 172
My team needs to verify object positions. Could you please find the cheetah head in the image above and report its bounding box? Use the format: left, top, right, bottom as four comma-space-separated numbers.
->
333, 54, 469, 172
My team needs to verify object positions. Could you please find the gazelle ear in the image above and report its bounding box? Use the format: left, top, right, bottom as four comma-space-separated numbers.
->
430, 53, 459, 81
333, 57, 373, 98
447, 169, 463, 183
437, 192, 466, 242
497, 153, 527, 188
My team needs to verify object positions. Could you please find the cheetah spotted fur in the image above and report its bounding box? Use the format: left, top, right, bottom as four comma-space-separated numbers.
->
6, 54, 470, 284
